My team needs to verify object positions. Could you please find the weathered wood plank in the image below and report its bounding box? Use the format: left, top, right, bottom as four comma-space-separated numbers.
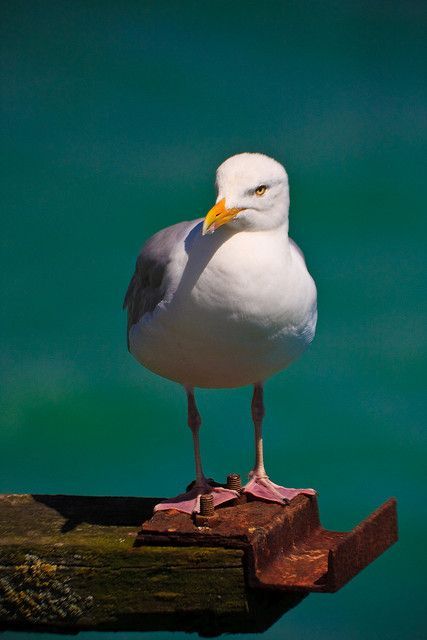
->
0, 494, 304, 634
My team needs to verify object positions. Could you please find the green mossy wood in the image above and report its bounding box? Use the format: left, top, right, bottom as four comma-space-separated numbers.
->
0, 494, 303, 635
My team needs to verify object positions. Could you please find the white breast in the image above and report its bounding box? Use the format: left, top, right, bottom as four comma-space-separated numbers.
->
130, 227, 317, 388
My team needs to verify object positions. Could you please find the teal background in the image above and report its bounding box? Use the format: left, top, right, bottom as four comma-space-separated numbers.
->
1, 1, 426, 639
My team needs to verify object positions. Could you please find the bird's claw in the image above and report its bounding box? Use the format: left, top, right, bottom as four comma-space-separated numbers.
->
243, 474, 316, 505
154, 480, 238, 515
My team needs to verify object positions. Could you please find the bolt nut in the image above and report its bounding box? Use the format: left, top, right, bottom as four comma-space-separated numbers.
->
200, 493, 215, 517
226, 473, 242, 492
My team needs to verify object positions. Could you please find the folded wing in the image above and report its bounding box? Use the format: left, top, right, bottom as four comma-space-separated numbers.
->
123, 220, 197, 346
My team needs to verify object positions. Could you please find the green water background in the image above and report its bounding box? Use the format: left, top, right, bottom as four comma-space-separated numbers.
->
1, 1, 426, 638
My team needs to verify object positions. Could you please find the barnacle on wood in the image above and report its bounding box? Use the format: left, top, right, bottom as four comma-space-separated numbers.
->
0, 554, 93, 623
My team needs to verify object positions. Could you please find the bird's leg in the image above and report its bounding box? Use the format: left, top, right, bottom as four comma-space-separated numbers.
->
243, 383, 316, 504
187, 387, 205, 488
154, 387, 239, 515
251, 382, 267, 479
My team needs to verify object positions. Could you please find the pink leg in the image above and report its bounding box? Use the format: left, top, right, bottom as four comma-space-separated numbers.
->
242, 383, 316, 504
154, 387, 238, 514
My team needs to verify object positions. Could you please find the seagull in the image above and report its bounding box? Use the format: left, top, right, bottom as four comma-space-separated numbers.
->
124, 153, 317, 514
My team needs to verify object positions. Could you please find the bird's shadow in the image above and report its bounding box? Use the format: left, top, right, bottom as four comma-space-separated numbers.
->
178, 221, 231, 297
32, 494, 159, 533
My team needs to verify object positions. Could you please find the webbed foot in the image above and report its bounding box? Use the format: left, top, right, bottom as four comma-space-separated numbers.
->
154, 480, 238, 514
243, 473, 316, 504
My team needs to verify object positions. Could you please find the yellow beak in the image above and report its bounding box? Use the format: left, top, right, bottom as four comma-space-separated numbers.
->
202, 198, 242, 235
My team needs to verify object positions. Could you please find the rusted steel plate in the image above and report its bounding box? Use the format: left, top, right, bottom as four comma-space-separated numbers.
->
325, 497, 398, 591
137, 495, 398, 593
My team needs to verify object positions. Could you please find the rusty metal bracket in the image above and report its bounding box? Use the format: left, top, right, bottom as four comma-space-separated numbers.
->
136, 494, 397, 592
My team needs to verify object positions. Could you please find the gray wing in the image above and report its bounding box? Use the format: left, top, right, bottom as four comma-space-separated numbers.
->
123, 220, 197, 345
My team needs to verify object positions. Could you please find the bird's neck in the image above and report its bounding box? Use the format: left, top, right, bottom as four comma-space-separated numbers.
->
230, 218, 289, 237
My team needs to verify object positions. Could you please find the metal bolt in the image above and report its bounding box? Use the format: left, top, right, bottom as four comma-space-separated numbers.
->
226, 473, 242, 492
200, 493, 215, 516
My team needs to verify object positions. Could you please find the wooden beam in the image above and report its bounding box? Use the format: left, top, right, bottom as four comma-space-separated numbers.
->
0, 494, 304, 634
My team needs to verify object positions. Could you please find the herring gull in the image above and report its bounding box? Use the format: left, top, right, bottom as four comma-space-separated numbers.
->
124, 153, 317, 513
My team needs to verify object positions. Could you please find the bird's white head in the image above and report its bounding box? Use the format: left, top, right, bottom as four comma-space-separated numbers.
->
202, 153, 290, 235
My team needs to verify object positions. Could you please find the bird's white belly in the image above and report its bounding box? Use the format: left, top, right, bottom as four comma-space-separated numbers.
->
129, 231, 317, 388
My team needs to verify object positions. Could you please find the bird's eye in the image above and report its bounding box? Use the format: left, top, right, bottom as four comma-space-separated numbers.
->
255, 185, 267, 196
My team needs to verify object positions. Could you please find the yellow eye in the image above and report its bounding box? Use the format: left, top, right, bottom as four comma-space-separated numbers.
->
255, 185, 267, 196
